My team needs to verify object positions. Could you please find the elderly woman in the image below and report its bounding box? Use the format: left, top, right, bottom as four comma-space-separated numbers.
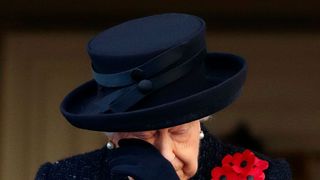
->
36, 13, 291, 180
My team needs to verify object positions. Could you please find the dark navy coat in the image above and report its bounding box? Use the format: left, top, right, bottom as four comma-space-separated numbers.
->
35, 127, 291, 180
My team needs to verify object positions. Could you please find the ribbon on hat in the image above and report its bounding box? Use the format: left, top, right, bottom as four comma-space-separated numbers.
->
91, 33, 206, 113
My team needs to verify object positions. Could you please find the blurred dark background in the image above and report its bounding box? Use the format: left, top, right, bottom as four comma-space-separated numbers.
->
1, 1, 320, 179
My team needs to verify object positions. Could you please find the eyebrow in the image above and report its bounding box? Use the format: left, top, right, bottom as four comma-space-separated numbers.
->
131, 131, 157, 136
169, 124, 191, 131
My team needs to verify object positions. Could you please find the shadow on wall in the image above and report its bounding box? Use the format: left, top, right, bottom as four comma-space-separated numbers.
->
217, 120, 316, 179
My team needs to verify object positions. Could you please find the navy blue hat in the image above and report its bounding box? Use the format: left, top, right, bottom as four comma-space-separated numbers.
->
60, 13, 247, 132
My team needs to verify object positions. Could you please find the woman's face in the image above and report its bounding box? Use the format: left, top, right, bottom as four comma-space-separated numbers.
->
111, 120, 201, 180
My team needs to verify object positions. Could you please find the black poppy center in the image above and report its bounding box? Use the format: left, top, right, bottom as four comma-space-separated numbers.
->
247, 175, 254, 180
240, 160, 247, 168
219, 175, 226, 180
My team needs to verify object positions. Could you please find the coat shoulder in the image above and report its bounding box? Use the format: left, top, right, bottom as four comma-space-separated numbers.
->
35, 146, 109, 180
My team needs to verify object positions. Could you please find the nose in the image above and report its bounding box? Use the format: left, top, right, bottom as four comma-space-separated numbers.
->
154, 132, 175, 162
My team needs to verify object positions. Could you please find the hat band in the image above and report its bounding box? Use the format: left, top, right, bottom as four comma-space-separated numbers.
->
89, 48, 207, 113
92, 31, 205, 88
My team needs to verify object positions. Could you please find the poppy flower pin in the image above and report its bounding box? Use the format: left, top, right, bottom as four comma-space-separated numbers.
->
211, 149, 269, 180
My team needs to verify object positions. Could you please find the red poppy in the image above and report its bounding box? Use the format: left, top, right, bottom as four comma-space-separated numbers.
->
211, 149, 269, 180
211, 166, 237, 180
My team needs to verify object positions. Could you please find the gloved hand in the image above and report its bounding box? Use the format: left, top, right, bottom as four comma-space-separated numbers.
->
108, 138, 179, 180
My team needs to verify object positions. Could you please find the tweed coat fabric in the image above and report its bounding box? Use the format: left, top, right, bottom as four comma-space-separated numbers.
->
35, 126, 291, 180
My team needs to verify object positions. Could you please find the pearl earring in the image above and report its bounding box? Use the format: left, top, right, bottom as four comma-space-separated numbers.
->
200, 130, 204, 140
106, 141, 115, 149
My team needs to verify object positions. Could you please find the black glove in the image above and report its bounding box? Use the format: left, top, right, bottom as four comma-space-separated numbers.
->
108, 138, 180, 180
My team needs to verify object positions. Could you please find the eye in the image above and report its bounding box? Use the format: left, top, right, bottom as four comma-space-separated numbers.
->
171, 129, 191, 142
170, 124, 191, 135
171, 129, 188, 135
169, 125, 193, 143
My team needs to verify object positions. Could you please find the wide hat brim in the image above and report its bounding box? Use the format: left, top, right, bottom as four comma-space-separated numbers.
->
61, 52, 247, 132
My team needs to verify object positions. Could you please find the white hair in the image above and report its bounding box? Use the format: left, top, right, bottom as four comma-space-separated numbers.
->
103, 115, 212, 138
